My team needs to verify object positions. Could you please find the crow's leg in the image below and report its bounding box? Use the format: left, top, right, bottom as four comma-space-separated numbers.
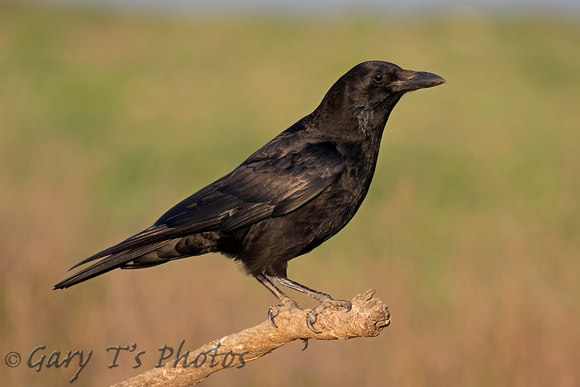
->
255, 274, 301, 328
266, 275, 352, 333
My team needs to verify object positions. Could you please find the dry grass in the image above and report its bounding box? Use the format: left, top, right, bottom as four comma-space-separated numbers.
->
0, 4, 579, 386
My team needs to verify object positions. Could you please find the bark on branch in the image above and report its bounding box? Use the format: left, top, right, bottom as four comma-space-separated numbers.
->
110, 289, 390, 387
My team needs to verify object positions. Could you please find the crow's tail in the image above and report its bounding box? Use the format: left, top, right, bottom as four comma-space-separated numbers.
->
53, 241, 170, 289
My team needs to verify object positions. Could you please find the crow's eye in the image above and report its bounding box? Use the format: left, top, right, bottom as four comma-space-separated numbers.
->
373, 72, 384, 83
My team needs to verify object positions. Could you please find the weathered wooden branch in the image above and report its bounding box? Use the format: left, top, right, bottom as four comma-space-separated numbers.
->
110, 289, 390, 387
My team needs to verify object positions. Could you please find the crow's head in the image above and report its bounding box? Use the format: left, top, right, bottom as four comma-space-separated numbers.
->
344, 60, 445, 106
313, 61, 445, 139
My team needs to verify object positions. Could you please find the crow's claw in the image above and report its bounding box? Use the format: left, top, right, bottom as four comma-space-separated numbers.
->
267, 307, 280, 328
306, 312, 322, 333
305, 298, 352, 333
267, 297, 301, 328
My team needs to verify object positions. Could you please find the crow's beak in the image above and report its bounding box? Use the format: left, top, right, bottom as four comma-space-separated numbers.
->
391, 70, 446, 93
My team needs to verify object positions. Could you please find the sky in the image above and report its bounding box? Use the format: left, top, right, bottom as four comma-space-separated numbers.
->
25, 0, 580, 16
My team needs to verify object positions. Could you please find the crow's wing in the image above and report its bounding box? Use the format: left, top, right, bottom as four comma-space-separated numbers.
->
162, 141, 345, 233
68, 139, 345, 270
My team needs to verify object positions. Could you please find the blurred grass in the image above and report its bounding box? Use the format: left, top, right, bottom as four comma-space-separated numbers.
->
1, 3, 579, 386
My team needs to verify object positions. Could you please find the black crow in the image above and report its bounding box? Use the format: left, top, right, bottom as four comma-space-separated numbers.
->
55, 61, 445, 331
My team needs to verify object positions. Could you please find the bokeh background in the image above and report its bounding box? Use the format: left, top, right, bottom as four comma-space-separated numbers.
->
1, 1, 579, 386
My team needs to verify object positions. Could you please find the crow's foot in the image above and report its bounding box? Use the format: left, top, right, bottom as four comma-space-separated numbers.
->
306, 298, 352, 333
267, 297, 301, 328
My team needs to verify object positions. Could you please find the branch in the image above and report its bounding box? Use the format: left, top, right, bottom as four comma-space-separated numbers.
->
110, 289, 390, 387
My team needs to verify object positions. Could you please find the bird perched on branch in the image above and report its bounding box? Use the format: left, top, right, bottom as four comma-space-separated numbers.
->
55, 61, 445, 332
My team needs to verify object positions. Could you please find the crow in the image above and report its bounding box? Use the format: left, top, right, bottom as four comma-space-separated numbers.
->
55, 61, 445, 331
